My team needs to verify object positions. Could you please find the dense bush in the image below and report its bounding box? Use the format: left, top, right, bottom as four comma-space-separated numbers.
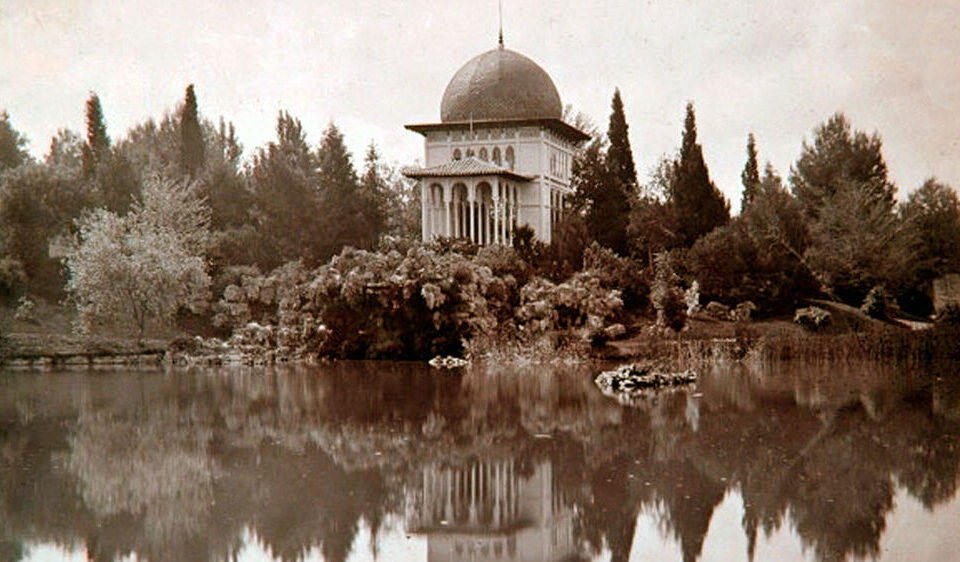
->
515, 272, 623, 343
582, 242, 649, 311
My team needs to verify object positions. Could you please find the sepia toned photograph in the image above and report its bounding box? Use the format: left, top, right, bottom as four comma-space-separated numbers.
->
2, 1, 960, 560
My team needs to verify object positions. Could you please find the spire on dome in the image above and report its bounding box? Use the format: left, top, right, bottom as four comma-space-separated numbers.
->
498, 0, 504, 48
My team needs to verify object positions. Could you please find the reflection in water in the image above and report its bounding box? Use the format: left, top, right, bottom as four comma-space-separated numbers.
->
0, 360, 958, 561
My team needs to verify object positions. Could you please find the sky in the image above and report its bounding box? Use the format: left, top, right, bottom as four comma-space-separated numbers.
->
2, 0, 959, 213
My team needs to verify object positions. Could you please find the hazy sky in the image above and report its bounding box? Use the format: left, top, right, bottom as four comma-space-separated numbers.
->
2, 0, 959, 212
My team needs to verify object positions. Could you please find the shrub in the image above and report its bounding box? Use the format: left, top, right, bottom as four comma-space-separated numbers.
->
583, 242, 649, 310
860, 285, 889, 319
794, 306, 832, 331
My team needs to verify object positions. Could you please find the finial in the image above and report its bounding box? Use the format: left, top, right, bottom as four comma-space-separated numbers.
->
498, 0, 504, 48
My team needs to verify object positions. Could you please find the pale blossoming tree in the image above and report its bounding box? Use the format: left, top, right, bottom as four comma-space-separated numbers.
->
65, 175, 211, 340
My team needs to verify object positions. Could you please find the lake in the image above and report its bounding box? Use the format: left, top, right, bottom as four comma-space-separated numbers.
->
1, 360, 959, 561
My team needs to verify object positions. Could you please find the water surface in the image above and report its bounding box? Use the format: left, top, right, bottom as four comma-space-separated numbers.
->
1, 360, 959, 561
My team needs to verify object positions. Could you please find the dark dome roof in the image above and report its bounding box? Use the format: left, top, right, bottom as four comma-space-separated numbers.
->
440, 47, 562, 122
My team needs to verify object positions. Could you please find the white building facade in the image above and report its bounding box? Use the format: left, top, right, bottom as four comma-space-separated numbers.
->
404, 42, 589, 245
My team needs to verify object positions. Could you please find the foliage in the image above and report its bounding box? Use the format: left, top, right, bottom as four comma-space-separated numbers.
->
606, 89, 638, 192
860, 286, 889, 320
740, 132, 760, 212
180, 84, 204, 177
804, 183, 912, 304
511, 223, 546, 269
570, 142, 631, 254
516, 272, 623, 344
899, 178, 960, 283
568, 89, 639, 256
791, 113, 894, 219
540, 214, 590, 281
81, 93, 111, 180
582, 242, 648, 310
316, 123, 382, 257
667, 103, 729, 247
0, 163, 90, 298
45, 128, 84, 175
247, 111, 325, 268
0, 110, 31, 172
65, 175, 211, 339
651, 252, 686, 331
794, 306, 832, 332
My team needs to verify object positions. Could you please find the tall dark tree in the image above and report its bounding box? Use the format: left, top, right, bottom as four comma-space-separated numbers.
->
669, 102, 729, 247
359, 142, 390, 240
316, 123, 379, 257
790, 112, 894, 219
570, 142, 630, 254
0, 111, 31, 172
606, 88, 638, 191
81, 93, 110, 179
248, 111, 323, 268
180, 84, 205, 177
740, 132, 760, 212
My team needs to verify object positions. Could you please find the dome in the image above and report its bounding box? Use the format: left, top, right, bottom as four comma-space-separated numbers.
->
440, 47, 562, 123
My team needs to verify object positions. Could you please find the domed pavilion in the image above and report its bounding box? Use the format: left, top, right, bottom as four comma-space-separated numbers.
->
404, 37, 589, 244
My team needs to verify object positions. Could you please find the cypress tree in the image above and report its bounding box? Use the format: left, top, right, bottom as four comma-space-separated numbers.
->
669, 102, 729, 247
180, 84, 205, 177
606, 88, 638, 191
81, 93, 110, 179
740, 132, 760, 212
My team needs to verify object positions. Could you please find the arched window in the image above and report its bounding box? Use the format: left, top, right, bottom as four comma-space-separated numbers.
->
453, 148, 462, 161
505, 146, 515, 170
492, 147, 501, 165
479, 147, 488, 161
465, 148, 475, 158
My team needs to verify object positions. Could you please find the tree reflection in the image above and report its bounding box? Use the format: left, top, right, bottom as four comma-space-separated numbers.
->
0, 360, 957, 561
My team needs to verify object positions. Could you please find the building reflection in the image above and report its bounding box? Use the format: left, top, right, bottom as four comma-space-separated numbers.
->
410, 459, 577, 562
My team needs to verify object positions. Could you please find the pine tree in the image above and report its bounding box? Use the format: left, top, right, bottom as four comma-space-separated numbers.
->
81, 93, 110, 179
669, 102, 729, 247
790, 112, 894, 219
740, 132, 760, 212
606, 88, 638, 191
180, 84, 205, 177
0, 110, 31, 172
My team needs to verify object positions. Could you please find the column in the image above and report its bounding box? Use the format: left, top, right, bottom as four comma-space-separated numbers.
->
420, 180, 430, 238
493, 196, 501, 245
468, 186, 477, 244
483, 200, 489, 245
442, 183, 452, 238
